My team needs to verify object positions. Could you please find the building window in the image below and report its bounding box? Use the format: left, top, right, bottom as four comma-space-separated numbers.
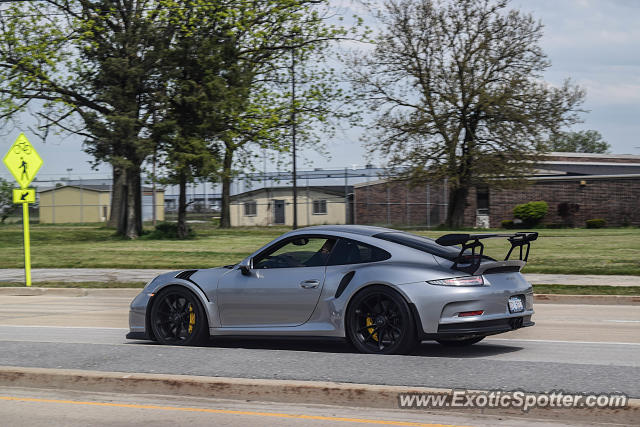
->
313, 199, 327, 215
476, 186, 489, 215
244, 200, 257, 216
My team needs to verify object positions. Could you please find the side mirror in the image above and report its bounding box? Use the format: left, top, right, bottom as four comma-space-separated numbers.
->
239, 259, 252, 276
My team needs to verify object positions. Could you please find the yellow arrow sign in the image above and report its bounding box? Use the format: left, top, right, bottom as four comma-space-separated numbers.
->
13, 188, 35, 204
3, 133, 43, 189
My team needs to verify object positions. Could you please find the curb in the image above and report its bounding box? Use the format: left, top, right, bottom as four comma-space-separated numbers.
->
0, 366, 637, 424
0, 287, 638, 305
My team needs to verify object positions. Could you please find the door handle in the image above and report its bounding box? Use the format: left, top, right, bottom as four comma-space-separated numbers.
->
300, 280, 320, 289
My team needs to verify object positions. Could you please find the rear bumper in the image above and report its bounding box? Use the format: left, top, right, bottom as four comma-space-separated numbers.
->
425, 315, 534, 339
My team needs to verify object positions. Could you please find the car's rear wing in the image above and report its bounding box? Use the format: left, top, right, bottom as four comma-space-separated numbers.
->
435, 232, 538, 275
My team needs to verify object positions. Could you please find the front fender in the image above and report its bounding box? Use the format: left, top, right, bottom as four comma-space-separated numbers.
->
150, 280, 220, 329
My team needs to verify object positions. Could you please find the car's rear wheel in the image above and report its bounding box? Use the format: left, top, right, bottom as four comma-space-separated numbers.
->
150, 287, 208, 346
436, 336, 485, 346
346, 285, 418, 355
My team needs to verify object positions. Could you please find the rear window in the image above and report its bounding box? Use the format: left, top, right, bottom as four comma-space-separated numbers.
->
373, 232, 462, 260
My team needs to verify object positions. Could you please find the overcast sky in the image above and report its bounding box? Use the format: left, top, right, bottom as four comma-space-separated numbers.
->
1, 0, 638, 182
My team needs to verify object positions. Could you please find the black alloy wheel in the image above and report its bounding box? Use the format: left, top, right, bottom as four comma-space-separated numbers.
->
150, 287, 208, 346
346, 285, 418, 355
436, 336, 485, 347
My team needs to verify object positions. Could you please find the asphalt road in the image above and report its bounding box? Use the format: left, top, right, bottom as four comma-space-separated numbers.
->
0, 295, 638, 398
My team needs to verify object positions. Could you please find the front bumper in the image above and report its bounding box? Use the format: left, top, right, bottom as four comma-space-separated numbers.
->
127, 291, 152, 340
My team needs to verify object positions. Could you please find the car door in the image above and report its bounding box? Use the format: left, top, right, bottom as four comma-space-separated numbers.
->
216, 236, 337, 327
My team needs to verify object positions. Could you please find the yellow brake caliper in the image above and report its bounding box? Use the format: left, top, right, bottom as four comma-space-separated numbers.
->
188, 304, 195, 334
366, 316, 378, 341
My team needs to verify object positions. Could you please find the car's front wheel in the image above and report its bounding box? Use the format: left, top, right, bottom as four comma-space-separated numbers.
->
435, 336, 485, 346
150, 287, 209, 346
346, 285, 418, 355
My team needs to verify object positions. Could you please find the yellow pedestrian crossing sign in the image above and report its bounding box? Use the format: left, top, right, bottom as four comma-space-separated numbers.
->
3, 133, 42, 287
13, 188, 35, 204
3, 133, 43, 189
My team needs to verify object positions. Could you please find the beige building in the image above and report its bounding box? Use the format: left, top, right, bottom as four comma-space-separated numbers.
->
230, 186, 352, 227
39, 184, 164, 224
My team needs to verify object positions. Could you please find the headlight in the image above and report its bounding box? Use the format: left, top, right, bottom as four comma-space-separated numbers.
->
427, 275, 488, 286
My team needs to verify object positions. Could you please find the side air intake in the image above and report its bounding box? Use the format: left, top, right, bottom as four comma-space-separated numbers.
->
175, 270, 197, 280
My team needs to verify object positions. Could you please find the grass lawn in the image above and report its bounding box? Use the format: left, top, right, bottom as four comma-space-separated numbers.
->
532, 285, 639, 296
0, 223, 639, 275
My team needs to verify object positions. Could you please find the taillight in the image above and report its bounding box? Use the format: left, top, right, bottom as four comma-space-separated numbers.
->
427, 276, 488, 287
458, 310, 484, 317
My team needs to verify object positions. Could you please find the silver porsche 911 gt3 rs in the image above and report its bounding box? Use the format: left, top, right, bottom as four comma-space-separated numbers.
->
127, 225, 537, 354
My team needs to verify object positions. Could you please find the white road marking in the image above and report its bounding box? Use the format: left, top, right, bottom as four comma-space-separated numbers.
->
602, 320, 640, 323
487, 338, 640, 346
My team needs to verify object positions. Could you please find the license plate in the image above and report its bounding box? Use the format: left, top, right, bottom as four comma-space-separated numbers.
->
508, 296, 524, 313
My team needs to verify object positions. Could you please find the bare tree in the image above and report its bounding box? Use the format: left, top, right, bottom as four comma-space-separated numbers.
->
350, 0, 585, 227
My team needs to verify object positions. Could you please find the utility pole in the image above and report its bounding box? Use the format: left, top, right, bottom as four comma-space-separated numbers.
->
291, 38, 298, 229
152, 147, 157, 226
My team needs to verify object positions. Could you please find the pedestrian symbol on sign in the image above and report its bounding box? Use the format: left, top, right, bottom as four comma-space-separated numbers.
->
20, 157, 28, 181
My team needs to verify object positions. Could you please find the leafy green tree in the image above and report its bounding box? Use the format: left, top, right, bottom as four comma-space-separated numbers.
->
0, 1, 171, 238
0, 178, 14, 223
153, 0, 355, 229
548, 130, 610, 153
349, 0, 585, 228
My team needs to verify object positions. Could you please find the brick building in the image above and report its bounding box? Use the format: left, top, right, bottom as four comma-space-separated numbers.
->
353, 153, 640, 228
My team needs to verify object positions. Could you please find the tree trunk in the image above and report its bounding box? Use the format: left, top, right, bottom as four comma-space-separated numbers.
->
445, 185, 469, 229
134, 169, 142, 233
108, 166, 125, 229
177, 172, 188, 239
219, 149, 233, 228
124, 164, 142, 239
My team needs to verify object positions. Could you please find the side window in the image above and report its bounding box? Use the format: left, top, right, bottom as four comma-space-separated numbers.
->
327, 239, 391, 266
253, 237, 337, 269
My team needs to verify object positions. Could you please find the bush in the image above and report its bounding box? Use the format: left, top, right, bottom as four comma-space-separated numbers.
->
513, 201, 548, 227
585, 218, 606, 229
145, 222, 195, 239
501, 220, 515, 229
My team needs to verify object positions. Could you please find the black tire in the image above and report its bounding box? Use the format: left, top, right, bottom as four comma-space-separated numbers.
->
150, 286, 209, 346
346, 285, 418, 355
436, 336, 485, 347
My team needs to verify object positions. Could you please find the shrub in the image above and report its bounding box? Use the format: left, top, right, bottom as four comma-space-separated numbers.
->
145, 222, 195, 239
585, 218, 606, 229
513, 201, 548, 227
501, 219, 515, 229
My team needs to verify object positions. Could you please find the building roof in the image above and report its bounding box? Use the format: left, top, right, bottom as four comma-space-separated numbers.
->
39, 184, 162, 193
230, 185, 354, 200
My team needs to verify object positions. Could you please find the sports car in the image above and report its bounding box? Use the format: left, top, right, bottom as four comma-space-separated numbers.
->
127, 225, 536, 354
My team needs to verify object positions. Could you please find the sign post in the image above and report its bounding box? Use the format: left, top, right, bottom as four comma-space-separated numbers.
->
3, 134, 43, 287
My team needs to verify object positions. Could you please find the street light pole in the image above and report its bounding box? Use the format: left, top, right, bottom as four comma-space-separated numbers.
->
291, 38, 298, 229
